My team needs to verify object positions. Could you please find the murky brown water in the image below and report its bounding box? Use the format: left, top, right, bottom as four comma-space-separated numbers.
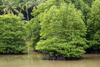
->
0, 42, 100, 67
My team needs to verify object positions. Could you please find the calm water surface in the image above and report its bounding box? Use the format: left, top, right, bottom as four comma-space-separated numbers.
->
0, 42, 100, 67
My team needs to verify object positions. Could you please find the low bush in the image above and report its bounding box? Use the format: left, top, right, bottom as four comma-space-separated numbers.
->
36, 3, 87, 58
0, 15, 27, 54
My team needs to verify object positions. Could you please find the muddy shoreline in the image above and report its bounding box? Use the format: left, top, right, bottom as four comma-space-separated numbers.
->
42, 56, 83, 60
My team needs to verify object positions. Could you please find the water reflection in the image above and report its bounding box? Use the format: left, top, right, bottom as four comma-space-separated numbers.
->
0, 42, 100, 67
0, 51, 100, 67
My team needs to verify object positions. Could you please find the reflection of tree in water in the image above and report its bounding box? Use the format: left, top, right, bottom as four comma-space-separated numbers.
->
0, 55, 28, 61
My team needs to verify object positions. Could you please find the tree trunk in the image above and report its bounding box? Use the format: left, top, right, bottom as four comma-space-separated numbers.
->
6, 1, 8, 14
27, 12, 29, 21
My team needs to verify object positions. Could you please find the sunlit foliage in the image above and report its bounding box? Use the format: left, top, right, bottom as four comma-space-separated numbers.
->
0, 15, 27, 54
35, 2, 87, 58
87, 0, 100, 50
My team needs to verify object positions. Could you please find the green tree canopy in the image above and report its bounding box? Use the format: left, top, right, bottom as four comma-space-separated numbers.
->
0, 15, 27, 54
83, 0, 95, 7
19, 0, 46, 21
0, 0, 20, 15
87, 0, 100, 50
30, 0, 89, 51
28, 18, 40, 49
32, 0, 90, 25
36, 3, 87, 58
64, 0, 91, 24
31, 0, 64, 17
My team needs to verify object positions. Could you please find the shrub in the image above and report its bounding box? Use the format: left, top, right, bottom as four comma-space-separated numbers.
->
87, 0, 100, 50
28, 18, 40, 49
30, 0, 90, 51
0, 15, 27, 54
36, 3, 87, 58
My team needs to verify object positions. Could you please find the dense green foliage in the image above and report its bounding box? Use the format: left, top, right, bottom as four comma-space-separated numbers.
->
0, 15, 27, 54
0, 0, 99, 57
32, 0, 64, 16
35, 3, 87, 58
83, 0, 95, 7
30, 0, 65, 50
30, 0, 91, 51
87, 0, 100, 50
32, 0, 90, 24
64, 0, 91, 25
27, 18, 40, 49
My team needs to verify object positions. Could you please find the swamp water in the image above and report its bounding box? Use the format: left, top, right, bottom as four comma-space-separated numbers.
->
0, 42, 100, 67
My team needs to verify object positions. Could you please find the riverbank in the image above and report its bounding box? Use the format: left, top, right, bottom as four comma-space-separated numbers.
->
42, 55, 83, 60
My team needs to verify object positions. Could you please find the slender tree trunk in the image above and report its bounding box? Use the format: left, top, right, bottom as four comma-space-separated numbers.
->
6, 1, 8, 14
27, 12, 29, 21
